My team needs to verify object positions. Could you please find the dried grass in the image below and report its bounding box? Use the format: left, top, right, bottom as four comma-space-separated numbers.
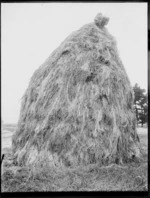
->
12, 13, 142, 169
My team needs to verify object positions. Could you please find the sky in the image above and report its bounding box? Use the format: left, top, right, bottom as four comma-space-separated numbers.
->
1, 3, 147, 124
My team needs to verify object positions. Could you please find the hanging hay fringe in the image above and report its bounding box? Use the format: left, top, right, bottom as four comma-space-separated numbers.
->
12, 13, 142, 169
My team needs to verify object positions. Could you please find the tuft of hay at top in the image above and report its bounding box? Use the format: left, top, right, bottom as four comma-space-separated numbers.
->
12, 13, 142, 169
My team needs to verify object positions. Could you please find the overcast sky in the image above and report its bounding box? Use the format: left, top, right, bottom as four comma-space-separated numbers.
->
2, 3, 147, 124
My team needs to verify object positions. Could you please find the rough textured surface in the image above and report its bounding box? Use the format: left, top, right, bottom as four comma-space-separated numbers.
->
12, 13, 142, 169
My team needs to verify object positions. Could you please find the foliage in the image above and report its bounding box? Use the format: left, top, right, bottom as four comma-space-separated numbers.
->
133, 83, 147, 126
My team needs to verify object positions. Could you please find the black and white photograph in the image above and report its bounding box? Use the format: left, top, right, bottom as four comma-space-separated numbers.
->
1, 2, 148, 193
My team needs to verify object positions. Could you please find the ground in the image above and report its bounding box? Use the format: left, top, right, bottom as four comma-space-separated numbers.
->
1, 125, 148, 192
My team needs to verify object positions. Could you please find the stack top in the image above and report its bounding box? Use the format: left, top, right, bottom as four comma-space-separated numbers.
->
94, 13, 109, 28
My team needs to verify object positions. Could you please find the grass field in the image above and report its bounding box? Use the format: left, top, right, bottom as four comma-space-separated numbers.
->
1, 127, 148, 192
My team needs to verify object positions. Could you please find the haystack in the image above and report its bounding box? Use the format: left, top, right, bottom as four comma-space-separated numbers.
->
12, 13, 142, 168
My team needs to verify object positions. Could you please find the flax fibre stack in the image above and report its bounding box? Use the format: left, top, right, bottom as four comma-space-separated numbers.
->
12, 13, 142, 169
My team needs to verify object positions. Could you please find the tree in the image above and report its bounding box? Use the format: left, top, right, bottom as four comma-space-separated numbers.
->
133, 83, 147, 126
138, 94, 148, 127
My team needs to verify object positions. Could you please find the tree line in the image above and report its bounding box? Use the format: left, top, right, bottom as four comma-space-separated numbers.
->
133, 83, 148, 127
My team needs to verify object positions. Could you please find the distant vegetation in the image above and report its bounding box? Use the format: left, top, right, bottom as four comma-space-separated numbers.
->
133, 84, 148, 127
2, 124, 17, 133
